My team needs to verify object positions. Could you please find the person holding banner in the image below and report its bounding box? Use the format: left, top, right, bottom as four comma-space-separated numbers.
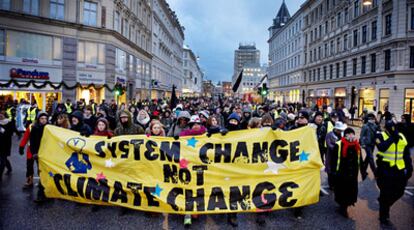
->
93, 118, 113, 138
0, 110, 14, 182
114, 110, 145, 136
70, 111, 93, 137
145, 119, 166, 137
333, 128, 365, 218
30, 112, 49, 203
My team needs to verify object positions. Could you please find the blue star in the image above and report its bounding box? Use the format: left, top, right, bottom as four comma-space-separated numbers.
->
187, 137, 198, 148
299, 150, 310, 162
153, 184, 163, 197
48, 171, 54, 177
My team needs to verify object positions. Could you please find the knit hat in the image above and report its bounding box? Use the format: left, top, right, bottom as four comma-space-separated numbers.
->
227, 112, 241, 122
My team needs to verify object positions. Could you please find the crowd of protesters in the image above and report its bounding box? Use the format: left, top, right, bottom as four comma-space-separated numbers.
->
0, 96, 413, 227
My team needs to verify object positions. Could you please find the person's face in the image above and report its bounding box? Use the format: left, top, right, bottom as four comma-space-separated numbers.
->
97, 121, 106, 132
262, 121, 272, 127
334, 129, 343, 136
331, 117, 338, 123
315, 115, 323, 125
179, 118, 187, 126
139, 112, 146, 119
120, 116, 129, 124
71, 117, 79, 125
229, 119, 238, 125
152, 124, 161, 135
39, 116, 48, 125
192, 123, 201, 131
244, 112, 250, 118
57, 117, 64, 125
85, 109, 92, 116
345, 132, 355, 141
211, 118, 218, 126
130, 107, 136, 113
297, 116, 308, 125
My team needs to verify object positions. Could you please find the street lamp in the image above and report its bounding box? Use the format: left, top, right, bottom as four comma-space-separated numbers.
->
363, 0, 372, 6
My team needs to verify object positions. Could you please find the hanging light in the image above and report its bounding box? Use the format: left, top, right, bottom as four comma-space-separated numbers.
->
363, 0, 372, 6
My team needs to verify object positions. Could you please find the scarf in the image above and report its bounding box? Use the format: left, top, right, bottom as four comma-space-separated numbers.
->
340, 137, 361, 158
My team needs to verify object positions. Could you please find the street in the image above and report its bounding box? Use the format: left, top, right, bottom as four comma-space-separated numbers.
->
1, 127, 413, 230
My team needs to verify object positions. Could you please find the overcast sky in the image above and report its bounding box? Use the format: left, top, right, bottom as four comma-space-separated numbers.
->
168, 0, 304, 83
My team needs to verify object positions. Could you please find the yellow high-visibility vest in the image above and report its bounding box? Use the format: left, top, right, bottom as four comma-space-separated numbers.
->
65, 103, 72, 114
377, 132, 407, 170
6, 107, 12, 118
335, 140, 360, 172
27, 108, 37, 122
325, 121, 335, 148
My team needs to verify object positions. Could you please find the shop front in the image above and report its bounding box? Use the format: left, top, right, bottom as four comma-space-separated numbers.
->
358, 88, 376, 115
404, 88, 414, 122
76, 70, 106, 104
334, 87, 347, 108
288, 89, 300, 103
0, 64, 62, 112
315, 88, 332, 108
115, 75, 127, 104
378, 89, 390, 114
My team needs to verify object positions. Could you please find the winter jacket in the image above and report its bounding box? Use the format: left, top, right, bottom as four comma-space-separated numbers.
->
0, 119, 14, 156
114, 110, 145, 136
167, 111, 190, 137
70, 111, 93, 136
360, 122, 378, 147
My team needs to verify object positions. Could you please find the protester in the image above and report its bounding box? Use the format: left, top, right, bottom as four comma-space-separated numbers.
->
333, 127, 365, 218
55, 113, 71, 129
248, 117, 262, 129
137, 109, 151, 130
359, 113, 378, 177
167, 110, 190, 137
240, 108, 252, 129
83, 106, 97, 130
19, 119, 34, 189
325, 121, 347, 190
30, 112, 49, 202
114, 110, 144, 136
93, 118, 113, 138
260, 114, 274, 127
0, 110, 14, 181
146, 119, 166, 136
312, 111, 327, 164
70, 111, 93, 136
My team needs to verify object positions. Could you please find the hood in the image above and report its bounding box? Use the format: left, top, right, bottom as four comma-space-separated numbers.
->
137, 110, 150, 125
227, 112, 241, 122
71, 111, 84, 124
36, 112, 49, 122
177, 111, 191, 120
119, 110, 133, 127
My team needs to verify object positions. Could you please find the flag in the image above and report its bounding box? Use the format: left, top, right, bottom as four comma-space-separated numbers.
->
170, 84, 179, 109
232, 69, 243, 92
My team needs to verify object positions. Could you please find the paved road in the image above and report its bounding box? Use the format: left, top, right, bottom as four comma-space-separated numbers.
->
1, 127, 413, 230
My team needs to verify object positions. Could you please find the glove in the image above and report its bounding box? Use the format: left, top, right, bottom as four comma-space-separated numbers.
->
206, 132, 212, 138
107, 135, 112, 139
271, 125, 277, 131
173, 135, 179, 140
220, 129, 228, 136
19, 146, 25, 156
80, 131, 90, 137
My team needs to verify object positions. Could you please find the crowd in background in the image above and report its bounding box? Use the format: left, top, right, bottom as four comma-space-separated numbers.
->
0, 96, 413, 227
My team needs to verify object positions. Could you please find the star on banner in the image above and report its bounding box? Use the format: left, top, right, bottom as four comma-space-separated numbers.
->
105, 158, 115, 168
264, 162, 286, 174
96, 172, 106, 181
48, 171, 54, 177
187, 137, 198, 148
299, 150, 310, 162
179, 158, 189, 169
153, 184, 163, 197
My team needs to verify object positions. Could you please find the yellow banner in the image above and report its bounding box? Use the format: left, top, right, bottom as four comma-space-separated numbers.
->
39, 125, 323, 214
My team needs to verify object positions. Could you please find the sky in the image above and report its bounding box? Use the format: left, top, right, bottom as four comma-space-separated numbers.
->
168, 0, 304, 83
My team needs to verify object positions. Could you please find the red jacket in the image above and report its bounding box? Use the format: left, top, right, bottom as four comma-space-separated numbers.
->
19, 126, 32, 159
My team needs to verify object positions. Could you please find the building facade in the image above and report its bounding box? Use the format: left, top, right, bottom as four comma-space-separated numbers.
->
221, 81, 233, 97
269, 0, 414, 121
238, 64, 267, 96
182, 45, 203, 97
268, 1, 305, 104
0, 0, 157, 110
151, 0, 184, 99
232, 43, 260, 86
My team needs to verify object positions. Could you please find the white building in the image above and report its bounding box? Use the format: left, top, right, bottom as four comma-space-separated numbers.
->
151, 0, 184, 99
268, 1, 304, 104
183, 45, 203, 97
268, 0, 414, 121
238, 64, 267, 95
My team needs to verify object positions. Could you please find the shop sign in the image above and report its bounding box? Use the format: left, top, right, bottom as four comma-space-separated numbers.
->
316, 89, 331, 97
334, 88, 346, 97
10, 68, 50, 80
116, 75, 127, 86
76, 71, 105, 85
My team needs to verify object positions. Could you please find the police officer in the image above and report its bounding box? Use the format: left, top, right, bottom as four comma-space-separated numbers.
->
25, 103, 39, 126
375, 120, 412, 226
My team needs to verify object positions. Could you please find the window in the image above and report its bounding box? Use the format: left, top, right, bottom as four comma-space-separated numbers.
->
50, 0, 64, 20
123, 19, 129, 37
352, 58, 357, 75
114, 11, 120, 32
337, 12, 341, 27
371, 20, 377, 40
325, 21, 329, 34
329, 65, 333, 79
0, 29, 4, 55
23, 0, 39, 15
385, 14, 392, 36
6, 30, 62, 60
116, 48, 126, 72
0, 0, 10, 10
361, 56, 366, 74
323, 66, 327, 80
343, 61, 347, 77
317, 68, 321, 81
362, 25, 367, 43
78, 41, 105, 65
337, 37, 341, 52
371, 53, 376, 72
384, 49, 391, 71
324, 43, 328, 57
353, 29, 358, 47
344, 34, 348, 50
344, 8, 349, 23
330, 40, 334, 56
354, 0, 360, 18
83, 1, 97, 26
336, 63, 340, 78
411, 8, 414, 30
